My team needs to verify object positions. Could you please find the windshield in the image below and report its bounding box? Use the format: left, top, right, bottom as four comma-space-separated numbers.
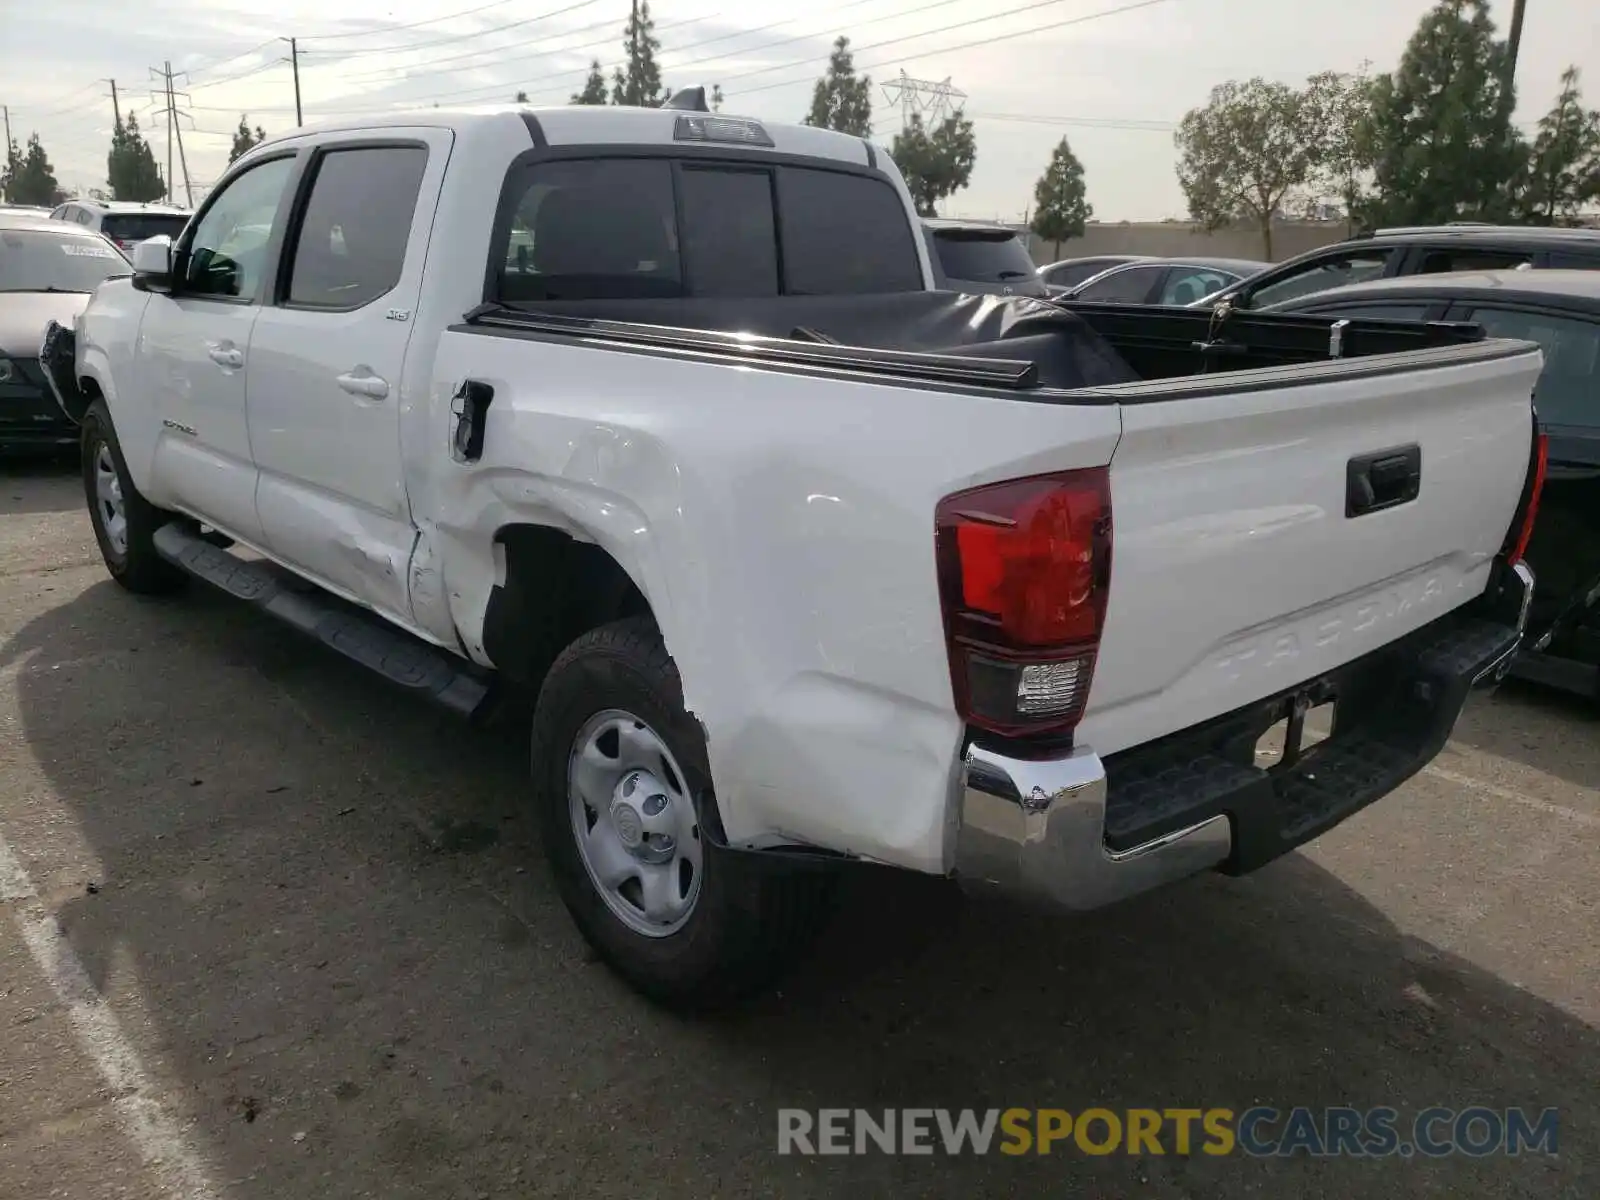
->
0, 229, 129, 292
102, 213, 190, 243
932, 231, 1038, 283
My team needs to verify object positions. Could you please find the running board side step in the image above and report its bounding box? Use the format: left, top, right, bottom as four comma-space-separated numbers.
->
152, 522, 492, 718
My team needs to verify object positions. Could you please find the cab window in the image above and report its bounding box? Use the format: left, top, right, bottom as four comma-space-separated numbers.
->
181, 157, 296, 299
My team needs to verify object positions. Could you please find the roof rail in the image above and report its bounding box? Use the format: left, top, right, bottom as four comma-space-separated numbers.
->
1371, 222, 1600, 239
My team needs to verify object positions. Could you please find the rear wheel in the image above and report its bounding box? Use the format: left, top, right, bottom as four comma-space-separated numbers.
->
531, 617, 834, 1008
81, 400, 186, 594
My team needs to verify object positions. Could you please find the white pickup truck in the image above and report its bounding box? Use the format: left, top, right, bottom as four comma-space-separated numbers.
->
42, 96, 1547, 1007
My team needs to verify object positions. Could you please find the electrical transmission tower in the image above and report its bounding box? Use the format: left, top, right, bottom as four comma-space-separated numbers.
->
880, 71, 967, 126
149, 61, 195, 207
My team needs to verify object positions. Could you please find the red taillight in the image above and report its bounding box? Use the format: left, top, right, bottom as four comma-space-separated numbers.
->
935, 469, 1111, 738
1504, 429, 1549, 565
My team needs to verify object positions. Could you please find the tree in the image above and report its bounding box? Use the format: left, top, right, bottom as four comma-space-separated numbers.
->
229, 115, 266, 165
107, 114, 164, 203
1519, 66, 1600, 224
515, 90, 529, 103
803, 36, 871, 136
1029, 137, 1092, 258
1174, 78, 1315, 259
889, 110, 976, 217
1302, 66, 1375, 233
1361, 0, 1525, 227
571, 60, 608, 105
2, 134, 63, 206
711, 84, 724, 112
611, 0, 663, 108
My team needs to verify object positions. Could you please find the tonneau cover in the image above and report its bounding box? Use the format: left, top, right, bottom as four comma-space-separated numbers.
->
506, 292, 1140, 391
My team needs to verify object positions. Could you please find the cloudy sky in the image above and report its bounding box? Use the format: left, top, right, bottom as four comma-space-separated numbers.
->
6, 0, 1597, 220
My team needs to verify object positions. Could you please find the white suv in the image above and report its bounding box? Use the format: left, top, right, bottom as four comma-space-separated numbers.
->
50, 200, 192, 253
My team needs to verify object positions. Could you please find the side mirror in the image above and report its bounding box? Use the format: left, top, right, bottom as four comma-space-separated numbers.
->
130, 236, 174, 294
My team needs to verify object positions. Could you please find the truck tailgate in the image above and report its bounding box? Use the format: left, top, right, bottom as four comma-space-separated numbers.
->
1075, 341, 1543, 758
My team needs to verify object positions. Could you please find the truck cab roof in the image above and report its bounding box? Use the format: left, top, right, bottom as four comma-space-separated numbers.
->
249, 104, 882, 172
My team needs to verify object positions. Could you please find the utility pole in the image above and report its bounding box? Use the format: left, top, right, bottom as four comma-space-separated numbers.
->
164, 63, 174, 204
150, 63, 194, 206
105, 78, 120, 127
1504, 0, 1527, 98
2, 105, 11, 155
282, 37, 303, 126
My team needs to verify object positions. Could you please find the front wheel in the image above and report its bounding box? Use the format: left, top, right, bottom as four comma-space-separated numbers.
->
80, 400, 186, 594
531, 617, 833, 1008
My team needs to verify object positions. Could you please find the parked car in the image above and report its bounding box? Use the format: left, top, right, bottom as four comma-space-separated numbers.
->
1194, 224, 1600, 311
922, 218, 1049, 297
50, 199, 193, 254
0, 216, 129, 451
42, 102, 1544, 1006
1036, 254, 1150, 294
1266, 269, 1600, 699
1063, 256, 1268, 305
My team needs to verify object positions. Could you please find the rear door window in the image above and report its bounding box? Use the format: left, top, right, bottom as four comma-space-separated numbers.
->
777, 168, 922, 294
1546, 250, 1600, 269
677, 167, 778, 298
1460, 305, 1600, 429
286, 144, 429, 309
1415, 247, 1532, 273
1244, 249, 1397, 308
1073, 264, 1164, 302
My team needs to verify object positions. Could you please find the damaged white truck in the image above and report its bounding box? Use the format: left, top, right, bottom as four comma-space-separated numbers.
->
42, 95, 1548, 1006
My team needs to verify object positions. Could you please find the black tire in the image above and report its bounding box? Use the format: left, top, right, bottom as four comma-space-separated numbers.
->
80, 400, 186, 595
532, 617, 834, 1008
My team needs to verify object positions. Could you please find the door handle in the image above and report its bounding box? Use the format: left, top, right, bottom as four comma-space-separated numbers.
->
207, 346, 244, 369
336, 370, 390, 400
1346, 444, 1421, 517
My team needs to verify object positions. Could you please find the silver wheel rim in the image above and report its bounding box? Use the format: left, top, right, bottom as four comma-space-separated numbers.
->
94, 443, 128, 557
568, 708, 703, 938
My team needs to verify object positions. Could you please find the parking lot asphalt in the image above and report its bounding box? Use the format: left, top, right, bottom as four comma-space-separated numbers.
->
0, 462, 1595, 1200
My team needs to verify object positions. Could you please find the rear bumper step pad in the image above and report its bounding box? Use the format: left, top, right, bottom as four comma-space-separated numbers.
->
1102, 611, 1521, 875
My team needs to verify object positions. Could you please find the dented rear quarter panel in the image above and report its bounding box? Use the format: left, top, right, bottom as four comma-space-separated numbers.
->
424, 330, 1122, 870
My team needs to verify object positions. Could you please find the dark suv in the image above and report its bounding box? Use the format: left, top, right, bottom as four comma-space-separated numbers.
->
1193, 224, 1600, 310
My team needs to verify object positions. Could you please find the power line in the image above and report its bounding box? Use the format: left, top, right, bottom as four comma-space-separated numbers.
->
327, 0, 957, 113
727, 0, 1173, 97
186, 38, 284, 84
298, 0, 604, 59
968, 109, 1174, 130
308, 9, 652, 88
294, 0, 522, 41
315, 0, 840, 93
189, 57, 286, 94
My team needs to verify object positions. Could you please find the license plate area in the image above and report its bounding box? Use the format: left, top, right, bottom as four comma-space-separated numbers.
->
1253, 690, 1338, 775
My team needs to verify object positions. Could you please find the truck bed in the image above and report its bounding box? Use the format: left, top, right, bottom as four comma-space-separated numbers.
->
480, 291, 1487, 394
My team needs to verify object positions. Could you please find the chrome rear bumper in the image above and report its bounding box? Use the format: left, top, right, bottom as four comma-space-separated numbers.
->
955, 744, 1231, 912
953, 562, 1535, 913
